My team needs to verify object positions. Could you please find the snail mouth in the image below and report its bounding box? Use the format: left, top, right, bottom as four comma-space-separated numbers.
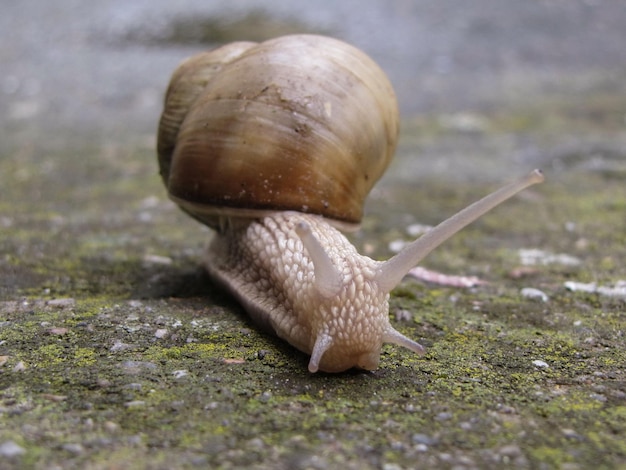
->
313, 354, 380, 373
309, 336, 381, 373
357, 352, 380, 371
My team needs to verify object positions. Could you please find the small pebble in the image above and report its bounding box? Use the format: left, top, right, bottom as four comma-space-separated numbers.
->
564, 221, 577, 232
408, 266, 487, 287
498, 444, 523, 457
382, 464, 402, 470
172, 369, 189, 379
124, 400, 146, 408
521, 287, 549, 302
435, 412, 453, 421
0, 440, 25, 457
62, 443, 84, 455
564, 281, 598, 293
565, 280, 626, 298
561, 428, 583, 440
139, 196, 160, 209
394, 309, 413, 322
247, 437, 265, 449
412, 433, 437, 446
142, 254, 173, 265
46, 327, 69, 335
388, 239, 406, 253
127, 435, 143, 446
532, 360, 549, 368
41, 394, 67, 402
110, 340, 133, 352
497, 405, 517, 414
104, 421, 120, 433
154, 328, 168, 339
590, 393, 607, 403
406, 223, 432, 237
97, 378, 112, 388
519, 249, 581, 266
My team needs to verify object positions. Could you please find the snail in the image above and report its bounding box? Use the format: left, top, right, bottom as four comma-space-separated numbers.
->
157, 34, 544, 373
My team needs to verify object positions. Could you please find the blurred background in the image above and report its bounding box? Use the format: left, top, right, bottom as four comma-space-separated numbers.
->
1, 0, 625, 277
3, 0, 625, 157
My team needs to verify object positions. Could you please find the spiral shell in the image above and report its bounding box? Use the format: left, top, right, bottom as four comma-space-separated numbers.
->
157, 34, 399, 229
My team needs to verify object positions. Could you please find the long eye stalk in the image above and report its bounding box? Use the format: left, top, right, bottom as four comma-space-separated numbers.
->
376, 169, 544, 293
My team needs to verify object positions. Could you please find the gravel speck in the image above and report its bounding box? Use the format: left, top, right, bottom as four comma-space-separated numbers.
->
47, 298, 76, 309
154, 328, 168, 338
0, 440, 26, 457
62, 443, 84, 455
521, 287, 549, 302
125, 400, 146, 408
172, 369, 189, 379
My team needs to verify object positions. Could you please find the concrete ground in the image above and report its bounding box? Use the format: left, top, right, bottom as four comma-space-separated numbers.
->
1, 1, 625, 468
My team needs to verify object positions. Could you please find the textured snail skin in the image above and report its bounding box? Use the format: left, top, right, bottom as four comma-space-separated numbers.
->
205, 212, 424, 373
203, 170, 545, 373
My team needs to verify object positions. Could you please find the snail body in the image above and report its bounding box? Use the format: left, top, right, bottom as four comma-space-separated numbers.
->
157, 34, 544, 373
205, 212, 424, 373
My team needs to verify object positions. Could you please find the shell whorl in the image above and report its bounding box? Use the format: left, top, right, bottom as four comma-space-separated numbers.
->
157, 34, 399, 230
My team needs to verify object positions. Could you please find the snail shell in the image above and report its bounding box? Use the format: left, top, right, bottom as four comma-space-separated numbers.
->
157, 34, 399, 230
157, 34, 544, 372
